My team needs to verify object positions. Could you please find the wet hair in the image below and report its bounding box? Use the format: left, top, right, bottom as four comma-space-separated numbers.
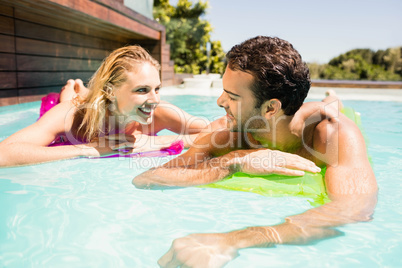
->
226, 36, 311, 115
75, 45, 160, 142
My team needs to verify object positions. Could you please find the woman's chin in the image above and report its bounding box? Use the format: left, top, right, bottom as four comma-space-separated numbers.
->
143, 117, 153, 125
128, 115, 153, 125
115, 111, 154, 125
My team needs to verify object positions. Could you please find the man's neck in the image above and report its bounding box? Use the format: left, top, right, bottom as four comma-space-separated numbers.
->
250, 115, 303, 153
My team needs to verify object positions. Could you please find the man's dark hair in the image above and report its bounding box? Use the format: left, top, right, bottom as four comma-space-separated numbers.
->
226, 36, 311, 115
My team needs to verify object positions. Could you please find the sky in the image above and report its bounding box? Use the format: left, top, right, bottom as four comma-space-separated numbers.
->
168, 0, 402, 63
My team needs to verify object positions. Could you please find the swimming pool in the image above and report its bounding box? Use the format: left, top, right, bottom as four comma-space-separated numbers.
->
0, 93, 401, 267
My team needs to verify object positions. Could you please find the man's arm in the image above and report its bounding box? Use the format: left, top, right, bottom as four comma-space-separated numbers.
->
158, 118, 378, 268
133, 130, 321, 189
133, 129, 236, 188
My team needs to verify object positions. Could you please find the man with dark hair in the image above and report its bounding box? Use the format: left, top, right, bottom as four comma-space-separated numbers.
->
133, 36, 377, 268
227, 36, 311, 116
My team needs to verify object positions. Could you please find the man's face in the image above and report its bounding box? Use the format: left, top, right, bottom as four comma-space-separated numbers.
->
217, 67, 266, 131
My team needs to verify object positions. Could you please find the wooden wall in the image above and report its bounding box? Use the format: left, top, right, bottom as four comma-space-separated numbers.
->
160, 39, 175, 87
0, 0, 174, 106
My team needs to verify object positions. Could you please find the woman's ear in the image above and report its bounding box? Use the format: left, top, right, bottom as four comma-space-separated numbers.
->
260, 99, 282, 119
103, 83, 115, 99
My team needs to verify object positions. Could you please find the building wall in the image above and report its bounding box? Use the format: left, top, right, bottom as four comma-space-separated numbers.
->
0, 0, 174, 106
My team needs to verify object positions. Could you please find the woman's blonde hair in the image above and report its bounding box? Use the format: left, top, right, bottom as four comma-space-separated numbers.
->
75, 45, 160, 142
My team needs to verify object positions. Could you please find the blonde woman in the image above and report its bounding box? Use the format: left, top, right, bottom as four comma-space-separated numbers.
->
0, 46, 208, 167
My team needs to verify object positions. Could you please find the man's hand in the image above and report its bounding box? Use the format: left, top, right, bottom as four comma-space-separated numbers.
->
158, 233, 238, 268
227, 149, 321, 176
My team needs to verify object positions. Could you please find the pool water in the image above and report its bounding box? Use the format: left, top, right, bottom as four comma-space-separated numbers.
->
0, 95, 402, 267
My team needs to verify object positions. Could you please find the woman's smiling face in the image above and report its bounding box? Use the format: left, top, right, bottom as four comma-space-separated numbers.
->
114, 62, 161, 124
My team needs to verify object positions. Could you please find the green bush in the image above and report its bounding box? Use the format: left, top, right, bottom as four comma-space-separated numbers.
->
308, 47, 402, 81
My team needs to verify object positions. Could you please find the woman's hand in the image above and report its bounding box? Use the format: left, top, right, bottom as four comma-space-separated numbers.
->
290, 101, 339, 138
131, 134, 171, 153
79, 134, 135, 157
226, 149, 321, 176
106, 134, 175, 154
80, 137, 134, 157
158, 233, 238, 268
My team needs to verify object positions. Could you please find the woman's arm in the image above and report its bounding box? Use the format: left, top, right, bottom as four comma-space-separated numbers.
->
155, 101, 210, 134
0, 101, 103, 167
150, 101, 212, 148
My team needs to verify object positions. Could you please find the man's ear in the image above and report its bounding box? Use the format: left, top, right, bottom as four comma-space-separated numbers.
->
260, 99, 282, 119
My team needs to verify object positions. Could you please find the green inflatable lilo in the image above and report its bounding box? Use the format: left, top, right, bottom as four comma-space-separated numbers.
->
202, 107, 362, 207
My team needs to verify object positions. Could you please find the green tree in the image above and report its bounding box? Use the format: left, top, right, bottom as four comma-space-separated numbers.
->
307, 62, 326, 80
383, 47, 402, 76
208, 40, 226, 74
154, 0, 225, 74
313, 47, 402, 81
328, 49, 374, 66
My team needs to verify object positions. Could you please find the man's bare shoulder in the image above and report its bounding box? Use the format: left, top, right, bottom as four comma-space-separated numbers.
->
314, 114, 362, 140
313, 114, 366, 165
